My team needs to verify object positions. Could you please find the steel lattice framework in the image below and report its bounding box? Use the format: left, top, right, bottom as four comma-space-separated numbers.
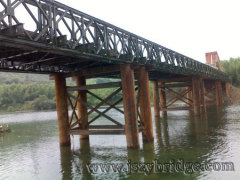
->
0, 0, 228, 81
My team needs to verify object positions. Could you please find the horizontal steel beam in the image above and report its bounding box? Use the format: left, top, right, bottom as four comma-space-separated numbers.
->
88, 125, 124, 129
158, 77, 192, 83
159, 82, 192, 88
71, 65, 121, 78
161, 106, 192, 111
69, 129, 126, 135
67, 82, 122, 91
69, 125, 144, 135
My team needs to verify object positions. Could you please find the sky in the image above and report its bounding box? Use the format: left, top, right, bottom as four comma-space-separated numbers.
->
56, 0, 240, 63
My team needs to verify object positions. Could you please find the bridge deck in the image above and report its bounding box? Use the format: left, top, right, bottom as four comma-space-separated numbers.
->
0, 0, 228, 81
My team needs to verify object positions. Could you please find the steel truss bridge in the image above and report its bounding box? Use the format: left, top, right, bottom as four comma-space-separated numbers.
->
0, 0, 228, 81
0, 0, 231, 149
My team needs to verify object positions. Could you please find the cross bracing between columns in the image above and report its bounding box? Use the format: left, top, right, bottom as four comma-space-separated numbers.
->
66, 81, 144, 135
0, 0, 229, 81
159, 81, 193, 112
204, 80, 223, 105
164, 88, 193, 107
205, 86, 216, 103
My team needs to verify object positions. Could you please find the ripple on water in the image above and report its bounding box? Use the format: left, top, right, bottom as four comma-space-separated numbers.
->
0, 105, 240, 180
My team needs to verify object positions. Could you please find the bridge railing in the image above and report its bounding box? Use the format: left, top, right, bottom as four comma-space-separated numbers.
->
0, 0, 228, 80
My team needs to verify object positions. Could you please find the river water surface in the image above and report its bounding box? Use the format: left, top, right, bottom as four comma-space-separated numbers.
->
0, 104, 240, 180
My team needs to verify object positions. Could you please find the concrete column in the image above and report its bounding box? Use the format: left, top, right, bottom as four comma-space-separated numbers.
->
192, 77, 201, 115
76, 76, 89, 140
215, 81, 223, 106
152, 81, 160, 117
138, 67, 154, 142
55, 74, 71, 146
159, 82, 167, 117
120, 64, 139, 148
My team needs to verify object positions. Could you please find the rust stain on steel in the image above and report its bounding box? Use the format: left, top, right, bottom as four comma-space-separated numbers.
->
192, 77, 201, 115
215, 81, 223, 106
152, 81, 160, 117
225, 82, 230, 97
55, 74, 71, 146
120, 64, 139, 148
138, 67, 154, 142
76, 76, 89, 140
200, 78, 207, 113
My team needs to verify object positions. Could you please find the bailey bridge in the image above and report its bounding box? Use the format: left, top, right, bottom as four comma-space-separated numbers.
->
0, 0, 230, 148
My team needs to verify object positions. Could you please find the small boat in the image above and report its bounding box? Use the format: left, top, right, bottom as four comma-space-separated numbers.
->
0, 124, 11, 133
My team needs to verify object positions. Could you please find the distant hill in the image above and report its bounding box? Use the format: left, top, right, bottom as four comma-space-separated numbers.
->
0, 72, 50, 85
0, 72, 119, 85
0, 72, 121, 113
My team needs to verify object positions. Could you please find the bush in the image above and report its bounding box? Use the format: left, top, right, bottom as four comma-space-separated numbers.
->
222, 57, 240, 86
0, 83, 56, 112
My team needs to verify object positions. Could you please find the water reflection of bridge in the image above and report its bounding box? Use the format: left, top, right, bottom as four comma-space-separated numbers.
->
59, 106, 227, 179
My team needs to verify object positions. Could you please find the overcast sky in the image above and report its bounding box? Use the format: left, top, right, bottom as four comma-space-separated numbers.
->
56, 0, 240, 63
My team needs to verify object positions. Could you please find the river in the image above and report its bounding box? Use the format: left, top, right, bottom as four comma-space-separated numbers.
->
0, 104, 240, 179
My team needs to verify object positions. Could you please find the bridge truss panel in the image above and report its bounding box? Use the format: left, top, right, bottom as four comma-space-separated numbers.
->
0, 0, 228, 81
